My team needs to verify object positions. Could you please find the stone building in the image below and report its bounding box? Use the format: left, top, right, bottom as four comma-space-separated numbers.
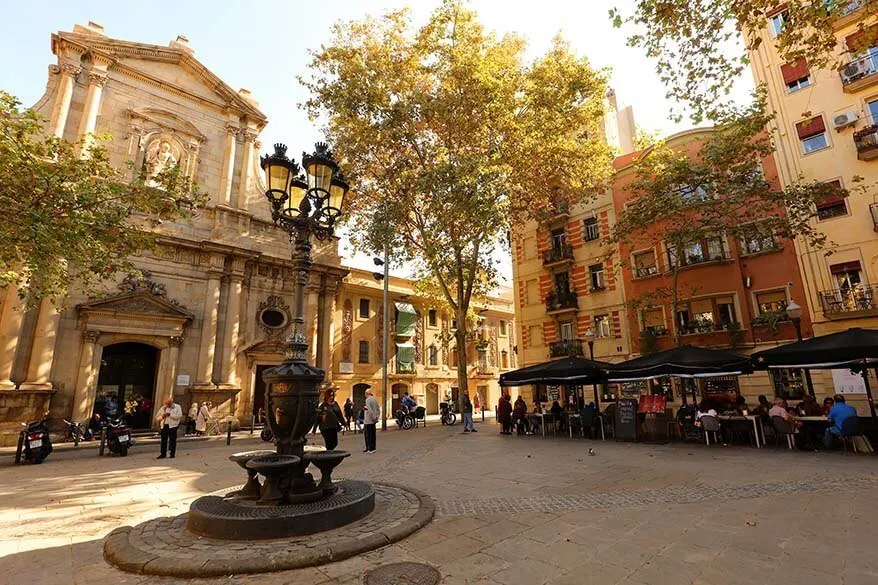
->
0, 23, 515, 445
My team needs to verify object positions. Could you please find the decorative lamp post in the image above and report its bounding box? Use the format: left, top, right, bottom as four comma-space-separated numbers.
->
583, 327, 599, 407
258, 142, 349, 503
785, 299, 816, 399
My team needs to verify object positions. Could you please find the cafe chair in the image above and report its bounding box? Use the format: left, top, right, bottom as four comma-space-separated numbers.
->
839, 417, 865, 454
413, 406, 427, 429
700, 415, 722, 446
771, 416, 796, 450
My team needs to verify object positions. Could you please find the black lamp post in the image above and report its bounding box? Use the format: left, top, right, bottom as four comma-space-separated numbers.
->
785, 299, 816, 400
258, 142, 349, 502
584, 327, 599, 407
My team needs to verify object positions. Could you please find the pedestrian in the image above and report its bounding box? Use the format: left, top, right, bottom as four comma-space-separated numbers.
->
157, 397, 183, 459
186, 402, 198, 435
317, 388, 345, 450
196, 401, 211, 435
363, 388, 380, 453
462, 389, 476, 433
497, 394, 513, 435
343, 397, 354, 431
105, 395, 119, 419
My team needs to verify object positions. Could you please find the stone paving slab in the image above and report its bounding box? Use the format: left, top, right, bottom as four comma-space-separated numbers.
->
102, 482, 434, 577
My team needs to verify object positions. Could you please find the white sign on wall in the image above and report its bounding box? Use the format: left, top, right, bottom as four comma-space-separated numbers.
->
339, 362, 354, 374
831, 368, 867, 394
176, 374, 190, 386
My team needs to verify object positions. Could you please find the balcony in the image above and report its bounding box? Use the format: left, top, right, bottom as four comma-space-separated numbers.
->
819, 285, 878, 318
670, 249, 732, 270
678, 320, 737, 336
475, 365, 495, 377
634, 265, 659, 279
833, 1, 865, 30
854, 120, 878, 160
542, 243, 575, 267
549, 339, 584, 358
541, 200, 570, 226
841, 51, 878, 93
545, 289, 578, 314
395, 362, 416, 375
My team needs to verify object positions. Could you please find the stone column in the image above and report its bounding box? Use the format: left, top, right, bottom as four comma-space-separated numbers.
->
71, 330, 102, 422
218, 123, 239, 207
21, 299, 61, 389
236, 128, 257, 210
197, 269, 223, 385
50, 63, 81, 139
152, 337, 183, 428
77, 66, 109, 156
0, 285, 25, 389
220, 274, 244, 386
316, 276, 339, 379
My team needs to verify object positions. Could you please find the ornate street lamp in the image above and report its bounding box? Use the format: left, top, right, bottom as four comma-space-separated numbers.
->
785, 299, 816, 399
583, 327, 599, 407
257, 142, 350, 503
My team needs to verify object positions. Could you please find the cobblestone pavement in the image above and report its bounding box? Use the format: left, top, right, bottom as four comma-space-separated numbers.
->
2, 421, 877, 585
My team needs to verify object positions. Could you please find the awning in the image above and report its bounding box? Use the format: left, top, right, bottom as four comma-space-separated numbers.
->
605, 345, 753, 382
394, 302, 417, 337
499, 356, 610, 387
396, 342, 415, 367
751, 328, 878, 370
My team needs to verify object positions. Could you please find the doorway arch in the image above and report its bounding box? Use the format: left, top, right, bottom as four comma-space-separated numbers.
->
391, 383, 409, 413
95, 342, 159, 428
352, 383, 370, 414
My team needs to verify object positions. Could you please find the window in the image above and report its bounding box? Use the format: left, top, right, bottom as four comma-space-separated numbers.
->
428, 345, 438, 366
477, 349, 488, 370
525, 279, 539, 305
668, 236, 727, 268
740, 225, 778, 255
359, 298, 370, 319
642, 308, 667, 335
501, 350, 509, 369
676, 184, 709, 203
831, 261, 863, 290
633, 250, 658, 277
559, 321, 574, 341
551, 228, 567, 251
768, 9, 788, 37
428, 309, 437, 327
589, 264, 605, 290
583, 217, 600, 241
816, 180, 847, 220
451, 318, 458, 329
781, 57, 810, 92
555, 271, 571, 293
358, 340, 370, 364
528, 324, 543, 347
449, 347, 458, 367
259, 309, 287, 329
677, 296, 737, 334
594, 314, 611, 338
755, 289, 788, 315
796, 116, 828, 154
499, 320, 507, 336
771, 368, 806, 400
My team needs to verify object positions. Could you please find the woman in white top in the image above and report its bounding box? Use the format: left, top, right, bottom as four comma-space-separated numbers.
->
195, 401, 212, 435
186, 403, 198, 435
696, 400, 717, 420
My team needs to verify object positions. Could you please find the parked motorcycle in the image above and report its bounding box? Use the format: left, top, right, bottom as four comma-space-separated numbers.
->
18, 417, 53, 464
104, 417, 132, 456
439, 402, 456, 426
395, 407, 415, 430
63, 419, 85, 445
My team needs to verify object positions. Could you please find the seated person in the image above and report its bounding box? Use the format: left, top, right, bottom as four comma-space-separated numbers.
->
533, 402, 544, 414
821, 397, 834, 416
797, 394, 823, 417
751, 395, 771, 416
823, 394, 857, 449
696, 400, 717, 420
401, 392, 416, 413
732, 395, 749, 415
769, 398, 795, 423
549, 400, 565, 430
86, 413, 102, 440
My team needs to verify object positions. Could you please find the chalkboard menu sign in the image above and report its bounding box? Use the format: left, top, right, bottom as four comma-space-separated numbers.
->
614, 398, 638, 442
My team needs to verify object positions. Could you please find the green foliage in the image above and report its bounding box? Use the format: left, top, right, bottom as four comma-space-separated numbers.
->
0, 91, 204, 306
610, 1, 878, 122
750, 309, 789, 335
726, 321, 745, 348
303, 1, 614, 393
639, 328, 659, 355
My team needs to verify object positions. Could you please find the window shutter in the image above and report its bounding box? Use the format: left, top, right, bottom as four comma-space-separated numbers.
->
816, 180, 845, 210
830, 261, 861, 274
846, 25, 878, 51
766, 3, 788, 18
796, 116, 825, 140
780, 58, 809, 84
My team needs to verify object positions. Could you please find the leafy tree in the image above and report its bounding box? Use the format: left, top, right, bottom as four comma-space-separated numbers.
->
610, 1, 878, 122
611, 100, 847, 347
0, 92, 204, 307
303, 1, 614, 405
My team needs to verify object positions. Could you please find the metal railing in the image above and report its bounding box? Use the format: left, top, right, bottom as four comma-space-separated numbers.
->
853, 117, 878, 158
634, 265, 659, 278
549, 339, 584, 358
819, 284, 877, 315
396, 362, 416, 374
840, 51, 878, 86
545, 289, 578, 312
669, 248, 732, 269
542, 243, 574, 265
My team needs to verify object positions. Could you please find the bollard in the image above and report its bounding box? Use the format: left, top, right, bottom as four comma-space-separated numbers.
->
226, 421, 232, 445
14, 431, 24, 464
99, 428, 106, 457
481, 407, 485, 423
250, 414, 255, 435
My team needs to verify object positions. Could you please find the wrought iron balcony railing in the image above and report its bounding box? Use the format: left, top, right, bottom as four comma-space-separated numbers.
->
819, 284, 877, 316
542, 243, 575, 265
854, 119, 878, 160
549, 339, 584, 358
840, 51, 878, 90
545, 289, 578, 313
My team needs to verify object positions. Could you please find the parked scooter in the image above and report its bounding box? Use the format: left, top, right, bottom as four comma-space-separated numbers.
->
63, 419, 86, 445
104, 417, 133, 456
18, 416, 53, 464
439, 402, 457, 426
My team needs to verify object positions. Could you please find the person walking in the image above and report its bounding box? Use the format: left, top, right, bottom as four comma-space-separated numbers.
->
186, 402, 198, 436
195, 401, 211, 435
497, 394, 513, 435
157, 397, 183, 459
462, 389, 476, 433
363, 388, 380, 453
317, 388, 345, 450
343, 397, 354, 432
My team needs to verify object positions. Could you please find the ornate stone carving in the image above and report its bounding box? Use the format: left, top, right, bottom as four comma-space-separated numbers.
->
169, 336, 184, 347
241, 128, 258, 143
143, 137, 181, 188
83, 330, 101, 343
489, 326, 498, 367
87, 71, 108, 87
119, 270, 167, 297
441, 320, 449, 364
226, 123, 240, 137
257, 295, 291, 338
341, 299, 353, 362
60, 63, 82, 77
414, 310, 423, 364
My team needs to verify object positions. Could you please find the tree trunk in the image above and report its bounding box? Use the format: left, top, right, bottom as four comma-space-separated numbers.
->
672, 266, 681, 348
455, 309, 469, 417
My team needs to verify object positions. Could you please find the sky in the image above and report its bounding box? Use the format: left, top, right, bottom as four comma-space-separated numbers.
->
0, 0, 753, 285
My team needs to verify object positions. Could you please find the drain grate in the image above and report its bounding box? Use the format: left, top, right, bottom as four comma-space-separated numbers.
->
364, 562, 441, 585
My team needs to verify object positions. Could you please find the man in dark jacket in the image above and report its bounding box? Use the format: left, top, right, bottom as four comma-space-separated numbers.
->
462, 390, 476, 433
497, 395, 513, 435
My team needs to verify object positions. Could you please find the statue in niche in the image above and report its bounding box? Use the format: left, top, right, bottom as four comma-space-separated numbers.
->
143, 139, 180, 188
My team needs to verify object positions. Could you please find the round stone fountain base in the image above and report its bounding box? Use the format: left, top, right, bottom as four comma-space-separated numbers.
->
187, 479, 374, 539
103, 482, 433, 578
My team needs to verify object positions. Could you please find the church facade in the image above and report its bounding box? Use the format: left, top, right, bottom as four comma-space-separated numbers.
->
0, 23, 514, 445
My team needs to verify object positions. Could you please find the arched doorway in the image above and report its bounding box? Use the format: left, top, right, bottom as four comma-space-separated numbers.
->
425, 383, 439, 415
391, 383, 408, 413
95, 342, 158, 429
352, 383, 370, 414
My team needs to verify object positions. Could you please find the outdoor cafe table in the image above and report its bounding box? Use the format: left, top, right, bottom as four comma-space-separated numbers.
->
527, 413, 546, 436
568, 413, 606, 440
716, 414, 764, 448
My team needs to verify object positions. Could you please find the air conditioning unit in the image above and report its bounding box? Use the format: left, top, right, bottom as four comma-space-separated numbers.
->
841, 60, 869, 84
833, 111, 859, 130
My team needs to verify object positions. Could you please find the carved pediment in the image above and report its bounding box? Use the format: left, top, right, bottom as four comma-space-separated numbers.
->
78, 291, 193, 321
130, 107, 206, 141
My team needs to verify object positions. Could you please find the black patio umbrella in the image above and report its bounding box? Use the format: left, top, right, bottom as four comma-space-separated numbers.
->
499, 356, 610, 387
605, 345, 754, 382
751, 328, 878, 417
